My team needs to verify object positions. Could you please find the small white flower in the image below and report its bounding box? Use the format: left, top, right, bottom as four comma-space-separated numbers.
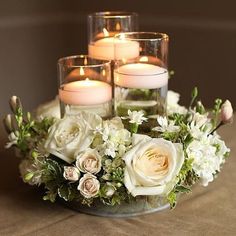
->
78, 173, 100, 198
76, 149, 102, 174
5, 132, 18, 148
153, 116, 180, 133
104, 141, 117, 158
221, 100, 233, 123
63, 166, 80, 182
167, 91, 187, 115
127, 110, 147, 125
95, 117, 131, 158
190, 111, 208, 128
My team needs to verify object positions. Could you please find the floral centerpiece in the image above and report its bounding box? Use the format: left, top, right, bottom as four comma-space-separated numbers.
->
3, 88, 233, 215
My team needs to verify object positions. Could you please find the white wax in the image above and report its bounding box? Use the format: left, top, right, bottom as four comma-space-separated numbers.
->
114, 63, 168, 89
88, 37, 139, 60
59, 80, 112, 105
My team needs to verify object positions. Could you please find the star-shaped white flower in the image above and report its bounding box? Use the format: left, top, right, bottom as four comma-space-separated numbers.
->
127, 110, 147, 125
153, 116, 180, 133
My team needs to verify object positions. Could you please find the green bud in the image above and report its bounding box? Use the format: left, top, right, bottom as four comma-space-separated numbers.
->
24, 172, 34, 182
27, 112, 31, 122
191, 87, 198, 99
31, 151, 38, 159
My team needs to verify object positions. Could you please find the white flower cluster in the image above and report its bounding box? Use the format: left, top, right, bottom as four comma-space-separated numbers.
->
186, 127, 229, 186
93, 117, 131, 158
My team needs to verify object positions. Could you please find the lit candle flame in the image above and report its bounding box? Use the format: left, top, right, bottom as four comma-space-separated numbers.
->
80, 67, 85, 76
103, 28, 109, 37
139, 56, 149, 62
102, 69, 106, 76
115, 22, 121, 31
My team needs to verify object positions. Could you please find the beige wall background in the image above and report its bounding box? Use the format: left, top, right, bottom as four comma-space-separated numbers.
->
0, 0, 236, 117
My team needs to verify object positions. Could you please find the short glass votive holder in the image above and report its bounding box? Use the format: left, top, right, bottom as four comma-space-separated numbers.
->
58, 55, 112, 118
114, 32, 169, 118
88, 11, 138, 60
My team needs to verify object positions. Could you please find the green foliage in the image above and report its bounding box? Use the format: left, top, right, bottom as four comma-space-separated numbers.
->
58, 184, 79, 201
167, 191, 177, 209
40, 158, 64, 202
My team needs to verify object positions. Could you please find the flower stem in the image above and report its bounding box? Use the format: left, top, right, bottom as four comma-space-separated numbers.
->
209, 121, 223, 135
130, 123, 139, 134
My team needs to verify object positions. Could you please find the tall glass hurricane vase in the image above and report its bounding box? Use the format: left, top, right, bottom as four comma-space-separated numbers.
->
58, 55, 112, 118
114, 32, 169, 120
88, 11, 139, 61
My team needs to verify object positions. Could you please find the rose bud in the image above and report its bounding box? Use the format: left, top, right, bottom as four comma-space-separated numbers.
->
221, 100, 233, 124
63, 166, 80, 182
9, 96, 22, 113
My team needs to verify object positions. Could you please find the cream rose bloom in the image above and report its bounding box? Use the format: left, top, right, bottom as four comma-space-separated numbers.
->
78, 173, 100, 198
76, 149, 102, 174
44, 112, 102, 163
123, 134, 184, 197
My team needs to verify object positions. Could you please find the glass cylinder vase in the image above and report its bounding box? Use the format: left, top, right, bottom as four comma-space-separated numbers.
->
88, 11, 139, 61
58, 55, 112, 118
114, 32, 169, 119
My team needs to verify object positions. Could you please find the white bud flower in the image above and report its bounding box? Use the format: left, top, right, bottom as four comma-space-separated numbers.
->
63, 166, 80, 182
104, 183, 116, 197
9, 96, 22, 113
221, 100, 233, 123
3, 114, 14, 133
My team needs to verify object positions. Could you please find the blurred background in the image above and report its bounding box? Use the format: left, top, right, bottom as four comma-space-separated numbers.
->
0, 0, 235, 114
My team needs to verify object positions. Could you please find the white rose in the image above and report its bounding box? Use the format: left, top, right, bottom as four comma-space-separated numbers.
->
78, 173, 100, 198
63, 166, 80, 182
76, 149, 102, 174
123, 134, 184, 197
35, 96, 60, 119
44, 112, 102, 163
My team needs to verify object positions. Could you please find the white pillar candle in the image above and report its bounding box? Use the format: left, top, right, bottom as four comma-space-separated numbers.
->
88, 37, 139, 60
59, 79, 112, 105
114, 63, 168, 89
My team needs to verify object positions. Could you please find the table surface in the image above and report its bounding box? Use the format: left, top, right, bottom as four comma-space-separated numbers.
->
0, 120, 236, 236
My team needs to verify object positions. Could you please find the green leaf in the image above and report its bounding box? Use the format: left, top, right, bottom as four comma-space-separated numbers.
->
58, 184, 79, 202
58, 184, 70, 201
175, 185, 191, 193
